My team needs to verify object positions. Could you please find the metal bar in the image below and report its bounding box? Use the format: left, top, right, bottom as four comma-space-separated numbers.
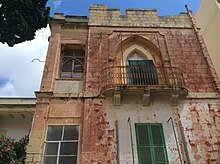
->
115, 120, 120, 164
167, 117, 182, 164
179, 121, 191, 164
101, 66, 185, 89
128, 117, 135, 164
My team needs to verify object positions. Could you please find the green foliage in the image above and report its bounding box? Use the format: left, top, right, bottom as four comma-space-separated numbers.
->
0, 0, 50, 47
0, 135, 29, 164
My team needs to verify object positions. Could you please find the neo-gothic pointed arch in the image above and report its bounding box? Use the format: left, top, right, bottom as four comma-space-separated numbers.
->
114, 34, 162, 67
113, 35, 160, 85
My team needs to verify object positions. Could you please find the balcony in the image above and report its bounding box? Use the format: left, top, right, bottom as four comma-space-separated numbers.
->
100, 66, 187, 105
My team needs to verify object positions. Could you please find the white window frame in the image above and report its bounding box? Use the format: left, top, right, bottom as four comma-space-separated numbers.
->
42, 125, 80, 164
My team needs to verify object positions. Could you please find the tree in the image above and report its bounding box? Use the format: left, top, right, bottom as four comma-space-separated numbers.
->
0, 0, 50, 47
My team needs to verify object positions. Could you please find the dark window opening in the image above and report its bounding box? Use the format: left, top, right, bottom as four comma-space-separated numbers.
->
127, 60, 158, 85
60, 49, 85, 79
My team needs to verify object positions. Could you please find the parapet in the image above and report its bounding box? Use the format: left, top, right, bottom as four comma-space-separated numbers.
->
89, 4, 191, 28
53, 13, 88, 23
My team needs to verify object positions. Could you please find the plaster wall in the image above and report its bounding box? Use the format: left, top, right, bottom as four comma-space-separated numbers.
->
104, 94, 180, 164
0, 116, 32, 140
54, 80, 83, 94
196, 0, 220, 78
178, 98, 220, 163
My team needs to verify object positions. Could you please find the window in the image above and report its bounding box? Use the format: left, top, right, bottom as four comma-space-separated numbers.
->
60, 48, 85, 78
126, 50, 158, 85
128, 60, 158, 85
43, 125, 79, 164
135, 123, 168, 164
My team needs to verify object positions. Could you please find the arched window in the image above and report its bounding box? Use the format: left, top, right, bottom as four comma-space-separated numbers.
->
127, 49, 146, 61
126, 49, 158, 85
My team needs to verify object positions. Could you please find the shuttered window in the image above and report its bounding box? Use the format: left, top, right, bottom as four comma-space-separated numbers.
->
135, 123, 168, 164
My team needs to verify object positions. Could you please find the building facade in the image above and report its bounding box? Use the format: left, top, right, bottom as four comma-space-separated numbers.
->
26, 5, 220, 164
0, 98, 35, 140
196, 0, 220, 78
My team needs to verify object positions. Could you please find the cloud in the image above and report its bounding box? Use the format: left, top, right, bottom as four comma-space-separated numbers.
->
0, 81, 17, 97
0, 26, 50, 97
53, 0, 63, 9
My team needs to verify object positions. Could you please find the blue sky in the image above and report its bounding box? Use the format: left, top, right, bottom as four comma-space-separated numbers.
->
47, 0, 201, 16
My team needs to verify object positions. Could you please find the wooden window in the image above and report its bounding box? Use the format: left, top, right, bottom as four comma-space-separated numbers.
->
43, 125, 79, 164
135, 123, 169, 164
60, 49, 84, 79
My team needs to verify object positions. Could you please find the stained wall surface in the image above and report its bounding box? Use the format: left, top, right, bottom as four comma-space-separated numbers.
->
26, 5, 220, 164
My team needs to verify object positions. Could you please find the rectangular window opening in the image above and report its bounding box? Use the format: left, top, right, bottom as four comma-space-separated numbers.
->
43, 125, 79, 164
60, 45, 85, 79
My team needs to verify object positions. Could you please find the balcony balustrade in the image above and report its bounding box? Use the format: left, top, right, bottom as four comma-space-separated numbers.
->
100, 65, 186, 92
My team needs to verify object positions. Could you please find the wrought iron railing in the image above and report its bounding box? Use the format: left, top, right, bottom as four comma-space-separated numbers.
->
100, 66, 185, 90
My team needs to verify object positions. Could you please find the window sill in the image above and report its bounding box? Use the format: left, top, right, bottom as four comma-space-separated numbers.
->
56, 78, 83, 81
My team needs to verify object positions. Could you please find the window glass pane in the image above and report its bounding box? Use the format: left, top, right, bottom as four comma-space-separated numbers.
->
140, 147, 152, 164
63, 125, 79, 140
46, 126, 63, 141
62, 58, 73, 72
59, 156, 77, 164
154, 147, 166, 163
60, 142, 78, 155
75, 50, 84, 57
44, 143, 59, 155
64, 50, 74, 56
151, 125, 163, 145
137, 125, 149, 145
74, 65, 83, 72
43, 156, 57, 164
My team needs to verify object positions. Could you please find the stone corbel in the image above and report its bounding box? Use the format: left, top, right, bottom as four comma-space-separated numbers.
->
114, 88, 121, 106
170, 93, 179, 106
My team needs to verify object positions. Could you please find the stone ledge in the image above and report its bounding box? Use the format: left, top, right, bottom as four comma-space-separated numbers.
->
187, 92, 220, 99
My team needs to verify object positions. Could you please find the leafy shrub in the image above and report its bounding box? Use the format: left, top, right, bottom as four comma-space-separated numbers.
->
0, 135, 29, 164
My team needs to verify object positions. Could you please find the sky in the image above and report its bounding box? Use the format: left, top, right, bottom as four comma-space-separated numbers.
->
0, 0, 201, 98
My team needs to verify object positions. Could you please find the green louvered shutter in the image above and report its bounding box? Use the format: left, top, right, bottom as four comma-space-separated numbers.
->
135, 123, 169, 164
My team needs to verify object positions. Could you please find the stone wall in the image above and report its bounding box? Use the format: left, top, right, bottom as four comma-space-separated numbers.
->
179, 98, 220, 163
89, 4, 191, 28
85, 26, 215, 93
